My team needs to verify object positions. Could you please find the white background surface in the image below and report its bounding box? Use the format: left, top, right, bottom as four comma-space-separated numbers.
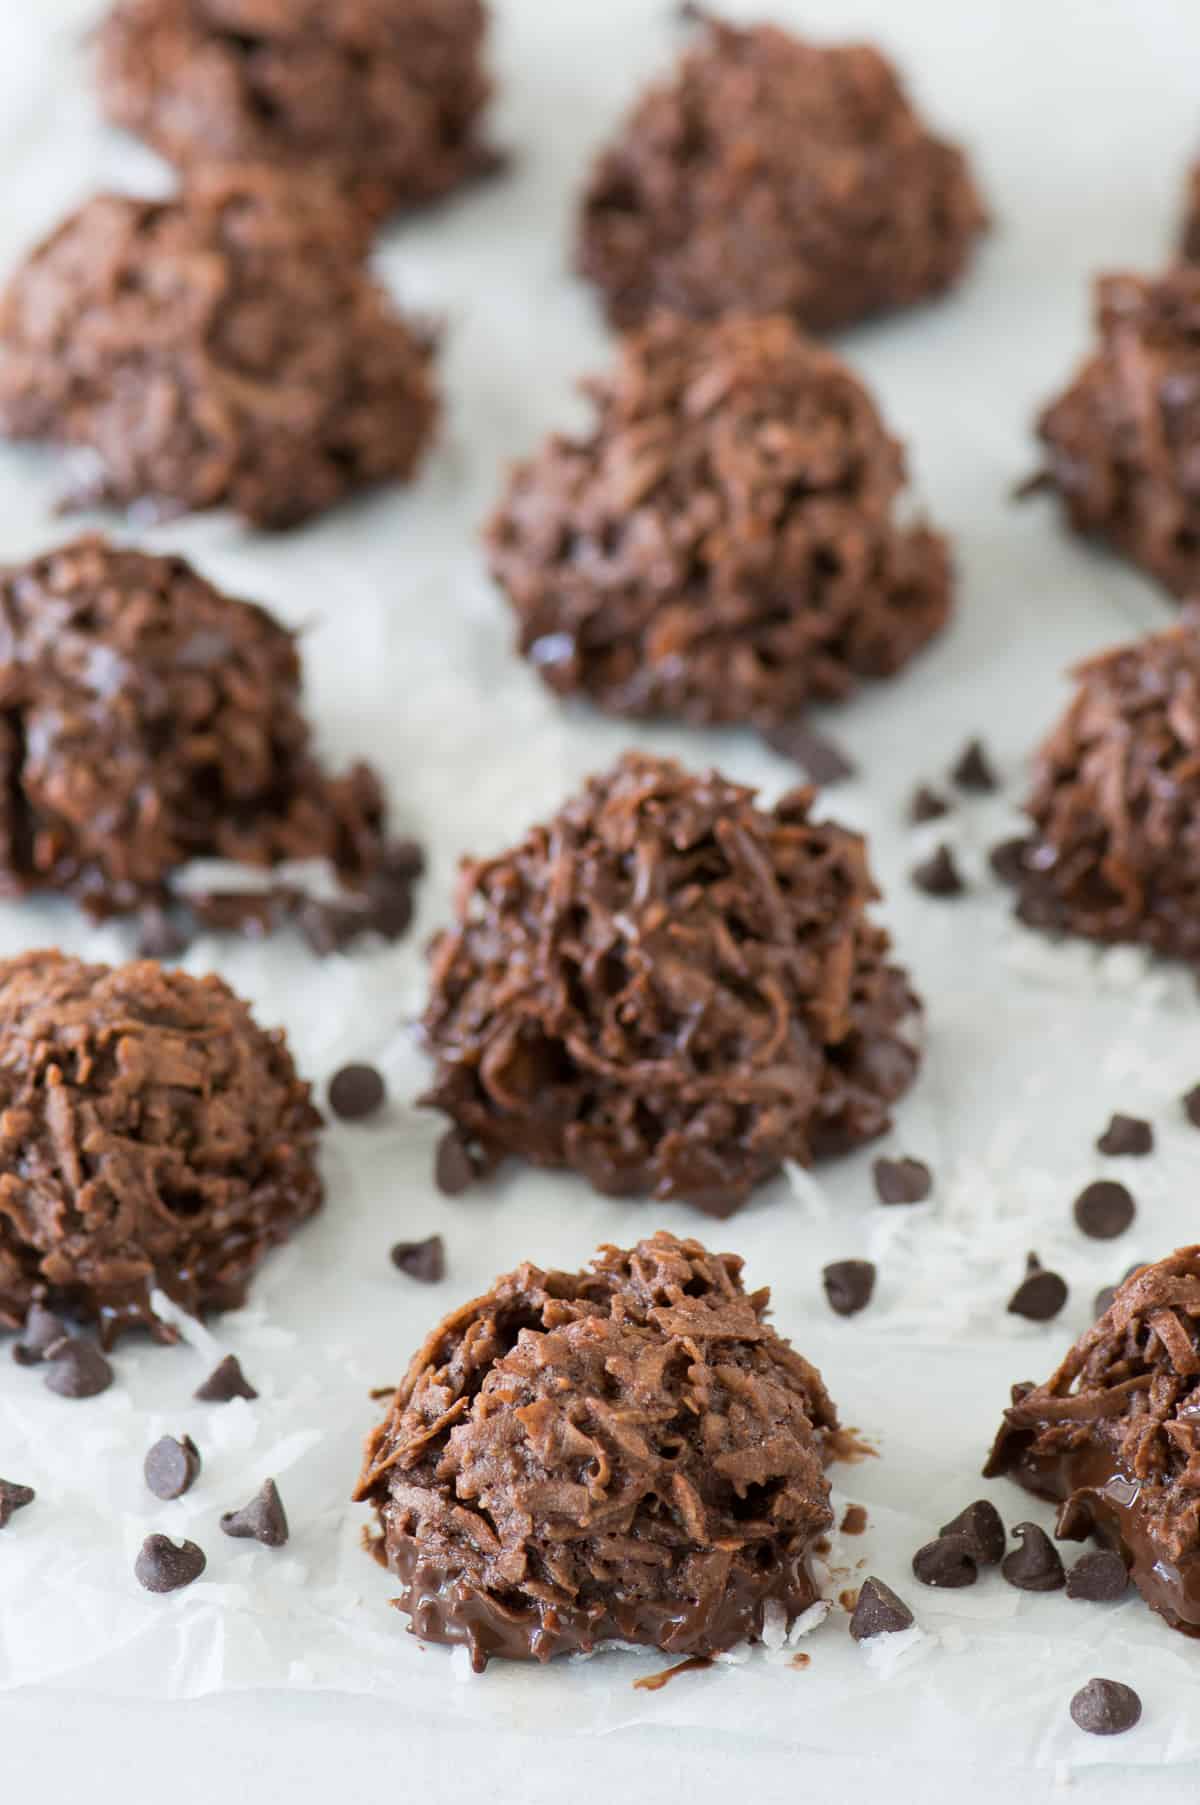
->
3, 0, 1200, 1799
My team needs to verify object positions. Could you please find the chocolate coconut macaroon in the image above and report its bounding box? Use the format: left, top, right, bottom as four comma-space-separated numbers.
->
0, 535, 420, 948
0, 950, 322, 1347
488, 312, 952, 730
357, 1230, 838, 1669
0, 167, 437, 529
97, 0, 497, 222
999, 617, 1200, 967
987, 1246, 1200, 1637
578, 16, 986, 334
423, 752, 920, 1215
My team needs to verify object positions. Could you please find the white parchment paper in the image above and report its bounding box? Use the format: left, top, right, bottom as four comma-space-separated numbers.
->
2, 0, 1200, 1778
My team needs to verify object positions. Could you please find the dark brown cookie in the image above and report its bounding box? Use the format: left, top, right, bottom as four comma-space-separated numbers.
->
422, 752, 921, 1215
356, 1231, 838, 1670
487, 314, 952, 729
577, 18, 985, 332
0, 170, 437, 528
98, 0, 497, 220
0, 951, 322, 1348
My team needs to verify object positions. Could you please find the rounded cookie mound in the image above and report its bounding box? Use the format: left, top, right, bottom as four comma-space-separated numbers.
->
0, 535, 409, 938
356, 1230, 838, 1669
986, 1247, 1200, 1635
1032, 269, 1200, 599
488, 313, 951, 726
0, 168, 437, 528
97, 0, 495, 219
578, 18, 986, 333
423, 752, 920, 1214
1001, 619, 1200, 966
0, 950, 322, 1346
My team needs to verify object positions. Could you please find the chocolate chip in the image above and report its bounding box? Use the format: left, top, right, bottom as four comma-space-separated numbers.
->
1183, 1084, 1200, 1129
989, 836, 1030, 886
194, 1354, 257, 1402
43, 1335, 114, 1398
1069, 1677, 1142, 1737
1096, 1113, 1153, 1157
849, 1576, 914, 1640
912, 1535, 978, 1588
910, 844, 965, 897
136, 904, 188, 961
391, 1234, 445, 1284
762, 719, 856, 786
1008, 1265, 1068, 1321
0, 1478, 35, 1528
435, 1127, 476, 1196
134, 1534, 207, 1594
1066, 1550, 1129, 1602
950, 737, 998, 793
144, 1435, 201, 1501
938, 1499, 1005, 1566
909, 784, 950, 824
297, 899, 365, 956
822, 1259, 876, 1316
1094, 1262, 1145, 1319
873, 1156, 932, 1205
1001, 1522, 1065, 1591
220, 1478, 289, 1548
13, 1300, 69, 1365
328, 1062, 386, 1122
1074, 1179, 1135, 1240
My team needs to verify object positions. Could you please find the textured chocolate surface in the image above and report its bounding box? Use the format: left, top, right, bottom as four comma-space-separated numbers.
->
1031, 269, 1200, 598
356, 1230, 838, 1669
1004, 619, 1200, 964
0, 168, 437, 528
97, 0, 495, 220
422, 752, 920, 1215
0, 950, 322, 1348
0, 536, 414, 938
487, 313, 951, 727
577, 18, 985, 334
986, 1245, 1200, 1635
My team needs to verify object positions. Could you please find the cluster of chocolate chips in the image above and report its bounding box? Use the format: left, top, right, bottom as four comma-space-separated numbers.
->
908, 737, 1000, 900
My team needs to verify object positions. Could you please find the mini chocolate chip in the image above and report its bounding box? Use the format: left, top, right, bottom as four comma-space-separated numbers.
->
909, 784, 950, 824
1069, 1677, 1142, 1736
822, 1259, 876, 1317
1066, 1550, 1129, 1602
220, 1478, 289, 1548
391, 1234, 446, 1284
435, 1127, 476, 1196
1074, 1179, 1135, 1240
136, 905, 188, 961
328, 1062, 386, 1122
13, 1300, 69, 1365
912, 1535, 978, 1588
379, 839, 425, 884
135, 1534, 207, 1594
950, 738, 998, 793
367, 882, 415, 942
297, 900, 364, 956
1182, 1084, 1200, 1129
194, 1354, 257, 1402
762, 719, 856, 786
144, 1435, 201, 1501
911, 844, 965, 897
873, 1156, 932, 1206
1008, 1267, 1068, 1321
1096, 1113, 1153, 1157
989, 836, 1031, 886
43, 1336, 114, 1398
849, 1577, 914, 1640
1094, 1261, 1145, 1320
1001, 1522, 1065, 1592
938, 1500, 1005, 1567
0, 1478, 35, 1528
